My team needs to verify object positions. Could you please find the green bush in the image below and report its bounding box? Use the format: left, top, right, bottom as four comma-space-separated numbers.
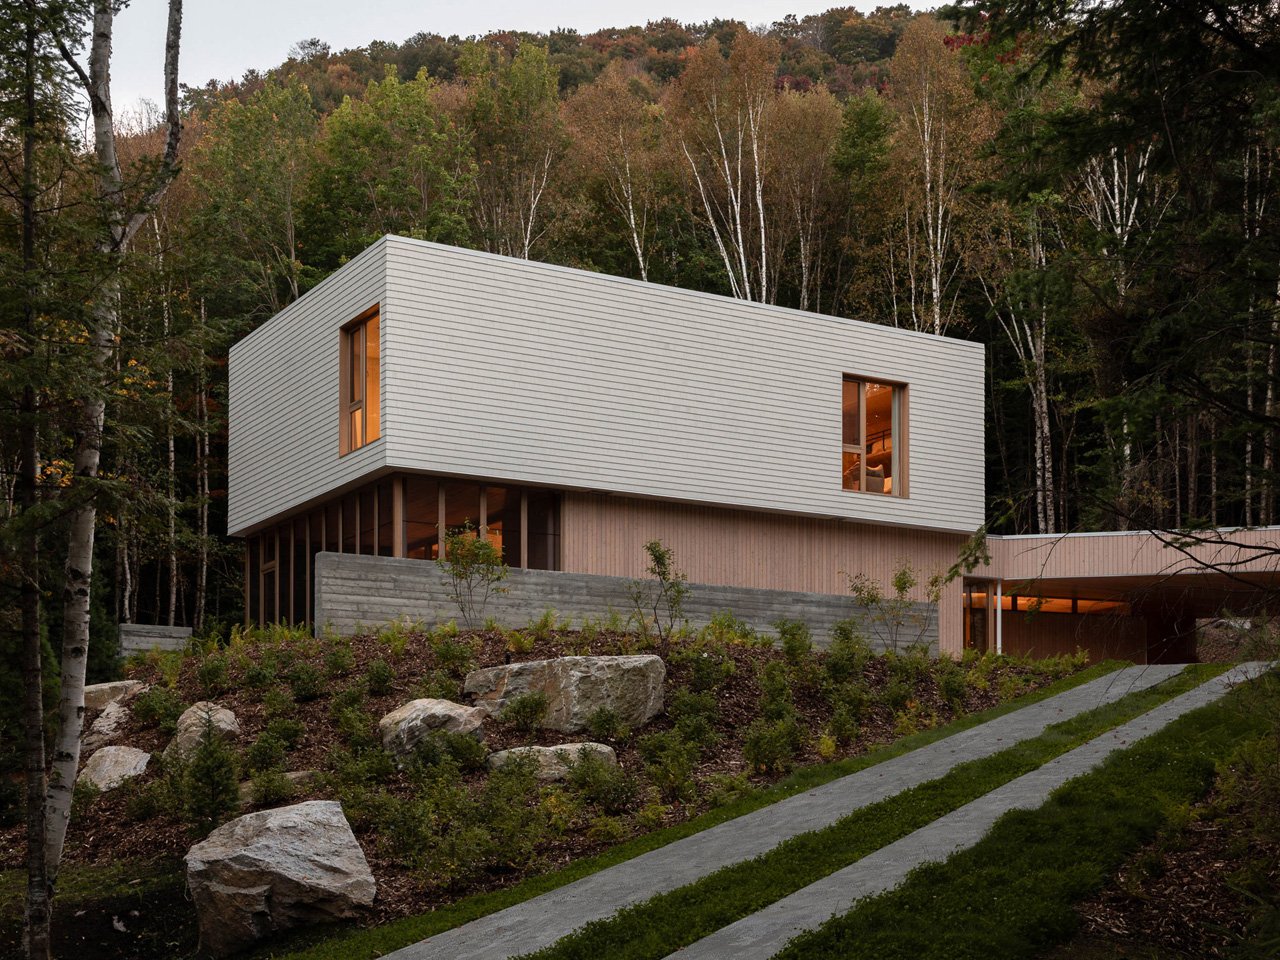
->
434, 636, 476, 677
826, 623, 873, 685
250, 769, 297, 806
500, 692, 550, 733
415, 668, 461, 701
289, 663, 325, 702
698, 610, 755, 646
758, 660, 795, 722
829, 702, 860, 747
410, 730, 489, 774
183, 719, 240, 836
587, 815, 628, 844
687, 651, 736, 692
262, 688, 294, 720
775, 619, 814, 665
245, 733, 286, 774
668, 687, 720, 751
584, 705, 628, 742
506, 629, 536, 654
637, 730, 699, 802
528, 609, 558, 643
937, 659, 967, 709
243, 660, 276, 689
706, 772, 757, 808
880, 678, 913, 713
566, 747, 640, 814
365, 658, 395, 696
132, 686, 186, 733
743, 715, 804, 774
264, 716, 304, 749
196, 654, 229, 696
335, 706, 378, 752
325, 642, 356, 677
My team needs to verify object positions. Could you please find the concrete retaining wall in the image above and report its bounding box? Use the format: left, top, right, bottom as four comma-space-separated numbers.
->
313, 552, 937, 653
119, 623, 192, 656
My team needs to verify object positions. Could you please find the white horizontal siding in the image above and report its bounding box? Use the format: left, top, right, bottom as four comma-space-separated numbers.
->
227, 239, 388, 535
382, 237, 985, 533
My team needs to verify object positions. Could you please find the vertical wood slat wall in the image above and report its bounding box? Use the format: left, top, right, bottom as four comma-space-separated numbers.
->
560, 492, 969, 654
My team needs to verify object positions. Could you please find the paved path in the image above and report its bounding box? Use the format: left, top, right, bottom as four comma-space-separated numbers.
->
665, 661, 1272, 960
385, 664, 1186, 960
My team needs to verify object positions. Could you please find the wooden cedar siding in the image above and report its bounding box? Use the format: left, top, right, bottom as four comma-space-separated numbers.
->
988, 528, 1280, 581
561, 492, 968, 654
383, 237, 985, 535
227, 239, 388, 537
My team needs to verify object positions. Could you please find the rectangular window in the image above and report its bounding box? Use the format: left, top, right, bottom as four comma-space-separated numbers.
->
842, 377, 905, 496
405, 476, 440, 560
340, 307, 381, 455
527, 489, 561, 570
484, 485, 523, 568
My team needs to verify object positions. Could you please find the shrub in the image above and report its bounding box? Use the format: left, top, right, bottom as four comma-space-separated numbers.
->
500, 692, 550, 733
196, 654, 229, 696
264, 717, 304, 749
365, 658, 395, 696
687, 652, 736, 692
830, 702, 860, 747
325, 641, 356, 677
637, 730, 699, 803
825, 623, 873, 684
133, 686, 186, 733
250, 769, 297, 806
434, 636, 476, 678
438, 522, 509, 628
335, 706, 377, 752
585, 705, 628, 742
743, 715, 804, 774
668, 687, 719, 751
478, 759, 549, 870
707, 772, 756, 808
415, 669, 461, 701
937, 658, 967, 709
566, 748, 640, 814
636, 802, 668, 831
527, 609, 558, 643
262, 689, 294, 720
587, 815, 628, 844
377, 619, 413, 658
410, 730, 489, 774
243, 660, 276, 689
775, 619, 814, 665
579, 618, 601, 643
888, 648, 931, 687
881, 678, 914, 713
816, 732, 838, 760
758, 661, 795, 722
183, 719, 240, 836
698, 610, 755, 646
289, 663, 324, 703
245, 733, 286, 774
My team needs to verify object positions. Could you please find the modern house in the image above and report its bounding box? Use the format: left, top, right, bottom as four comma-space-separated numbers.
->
227, 236, 1280, 661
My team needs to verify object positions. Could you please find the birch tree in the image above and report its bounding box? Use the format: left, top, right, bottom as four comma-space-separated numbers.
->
667, 29, 779, 302
40, 0, 184, 929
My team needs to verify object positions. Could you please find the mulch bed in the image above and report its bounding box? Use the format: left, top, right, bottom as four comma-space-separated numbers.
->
1063, 791, 1280, 959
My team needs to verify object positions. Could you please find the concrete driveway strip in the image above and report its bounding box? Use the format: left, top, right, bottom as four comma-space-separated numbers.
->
666, 661, 1272, 960
384, 664, 1186, 960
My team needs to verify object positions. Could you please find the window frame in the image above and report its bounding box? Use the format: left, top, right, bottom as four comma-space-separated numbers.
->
339, 305, 381, 456
841, 375, 908, 497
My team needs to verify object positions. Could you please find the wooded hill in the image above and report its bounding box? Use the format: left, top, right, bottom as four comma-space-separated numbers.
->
2, 2, 1279, 645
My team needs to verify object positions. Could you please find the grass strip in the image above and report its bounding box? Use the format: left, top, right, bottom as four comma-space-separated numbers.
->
773, 665, 1275, 960
518, 664, 1226, 960
263, 660, 1125, 959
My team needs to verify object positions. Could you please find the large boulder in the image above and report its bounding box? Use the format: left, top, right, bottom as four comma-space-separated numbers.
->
83, 679, 146, 712
78, 746, 150, 792
378, 699, 486, 757
165, 701, 240, 762
487, 742, 617, 782
185, 800, 375, 957
463, 655, 666, 733
83, 699, 131, 752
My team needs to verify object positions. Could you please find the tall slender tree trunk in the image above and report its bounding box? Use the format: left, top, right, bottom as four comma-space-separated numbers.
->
194, 300, 209, 633
18, 9, 51, 954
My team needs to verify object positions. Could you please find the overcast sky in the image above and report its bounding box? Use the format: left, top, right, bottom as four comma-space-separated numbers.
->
109, 0, 922, 108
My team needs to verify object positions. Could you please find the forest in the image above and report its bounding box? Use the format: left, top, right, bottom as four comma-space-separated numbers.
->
1, 0, 1278, 841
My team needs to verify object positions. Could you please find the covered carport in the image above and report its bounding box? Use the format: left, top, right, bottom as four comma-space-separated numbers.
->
967, 528, 1280, 663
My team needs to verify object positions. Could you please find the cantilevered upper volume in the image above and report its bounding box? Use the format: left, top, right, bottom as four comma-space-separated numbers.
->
228, 235, 985, 540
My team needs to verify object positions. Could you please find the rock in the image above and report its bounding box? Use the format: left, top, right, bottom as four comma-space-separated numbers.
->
237, 770, 319, 806
378, 699, 486, 757
78, 746, 150, 792
185, 800, 375, 957
83, 699, 130, 752
83, 679, 146, 712
487, 742, 617, 781
463, 655, 666, 733
165, 701, 240, 762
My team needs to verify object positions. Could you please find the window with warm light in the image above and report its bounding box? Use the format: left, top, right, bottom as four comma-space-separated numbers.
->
842, 376, 905, 495
340, 307, 380, 454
